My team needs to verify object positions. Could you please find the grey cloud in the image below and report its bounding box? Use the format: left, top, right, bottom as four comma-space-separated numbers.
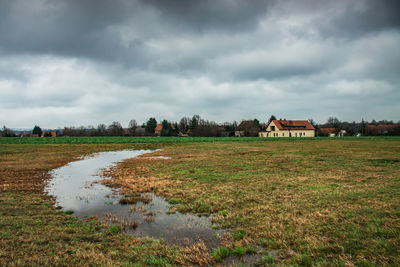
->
140, 0, 272, 33
280, 0, 400, 38
0, 0, 150, 64
329, 0, 400, 37
0, 0, 400, 128
0, 0, 271, 65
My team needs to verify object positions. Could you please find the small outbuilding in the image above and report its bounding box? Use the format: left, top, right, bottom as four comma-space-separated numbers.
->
235, 120, 260, 137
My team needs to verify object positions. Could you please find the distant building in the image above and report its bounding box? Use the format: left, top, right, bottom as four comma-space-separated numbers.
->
40, 131, 57, 137
235, 120, 260, 137
154, 124, 163, 136
319, 127, 337, 137
319, 128, 346, 137
135, 127, 145, 136
366, 124, 398, 135
259, 120, 315, 137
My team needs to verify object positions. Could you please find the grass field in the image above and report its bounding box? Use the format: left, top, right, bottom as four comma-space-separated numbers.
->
0, 136, 398, 144
1, 138, 399, 266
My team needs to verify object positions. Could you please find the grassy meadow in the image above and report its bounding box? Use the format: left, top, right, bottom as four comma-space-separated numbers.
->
0, 136, 397, 144
0, 137, 399, 266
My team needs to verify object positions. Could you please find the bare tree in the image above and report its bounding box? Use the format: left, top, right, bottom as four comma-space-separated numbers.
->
178, 117, 191, 134
1, 126, 16, 137
327, 117, 341, 129
107, 121, 124, 136
128, 119, 137, 136
97, 124, 107, 136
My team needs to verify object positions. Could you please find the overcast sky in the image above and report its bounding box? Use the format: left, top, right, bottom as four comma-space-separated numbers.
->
1, 0, 399, 128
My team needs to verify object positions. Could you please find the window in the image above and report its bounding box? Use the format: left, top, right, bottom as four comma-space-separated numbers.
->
295, 133, 297, 137
271, 126, 275, 131
282, 133, 284, 137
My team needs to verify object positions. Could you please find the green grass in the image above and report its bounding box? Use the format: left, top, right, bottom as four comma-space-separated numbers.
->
258, 255, 275, 265
232, 229, 246, 240
0, 143, 212, 265
232, 246, 245, 256
0, 136, 399, 144
106, 139, 400, 265
63, 209, 74, 215
109, 224, 121, 234
1, 138, 399, 265
0, 193, 196, 266
212, 246, 230, 262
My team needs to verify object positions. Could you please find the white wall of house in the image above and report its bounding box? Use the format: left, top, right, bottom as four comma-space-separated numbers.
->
285, 130, 315, 137
259, 121, 315, 137
258, 132, 268, 137
266, 121, 278, 132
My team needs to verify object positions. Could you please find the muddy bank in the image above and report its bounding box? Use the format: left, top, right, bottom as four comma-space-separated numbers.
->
45, 149, 267, 266
45, 150, 223, 248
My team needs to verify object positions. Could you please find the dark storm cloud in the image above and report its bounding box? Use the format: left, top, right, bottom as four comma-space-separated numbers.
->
327, 0, 400, 37
1, 0, 399, 69
275, 0, 400, 36
0, 0, 271, 65
0, 0, 149, 64
140, 0, 271, 32
0, 0, 400, 128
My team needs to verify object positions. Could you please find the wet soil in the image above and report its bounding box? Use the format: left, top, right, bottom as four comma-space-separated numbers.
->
45, 149, 266, 265
45, 150, 222, 248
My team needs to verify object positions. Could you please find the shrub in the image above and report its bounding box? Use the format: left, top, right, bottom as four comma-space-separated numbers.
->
64, 210, 74, 215
244, 245, 257, 254
232, 246, 245, 256
212, 246, 230, 262
258, 255, 275, 265
232, 229, 245, 240
109, 224, 121, 234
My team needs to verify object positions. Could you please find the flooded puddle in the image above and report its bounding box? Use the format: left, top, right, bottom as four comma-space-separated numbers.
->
45, 150, 222, 248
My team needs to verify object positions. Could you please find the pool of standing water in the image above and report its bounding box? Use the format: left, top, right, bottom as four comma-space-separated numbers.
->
45, 150, 223, 248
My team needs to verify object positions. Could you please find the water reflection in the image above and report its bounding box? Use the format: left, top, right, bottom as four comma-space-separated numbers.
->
45, 150, 222, 248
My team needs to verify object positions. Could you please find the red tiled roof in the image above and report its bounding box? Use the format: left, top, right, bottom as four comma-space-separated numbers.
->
272, 120, 315, 130
155, 124, 162, 131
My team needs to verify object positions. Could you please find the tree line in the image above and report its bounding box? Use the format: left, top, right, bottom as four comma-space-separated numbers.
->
1, 115, 400, 137
61, 115, 236, 137
316, 117, 400, 136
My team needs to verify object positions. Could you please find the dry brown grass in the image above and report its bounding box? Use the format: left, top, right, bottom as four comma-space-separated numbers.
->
1, 139, 399, 265
0, 143, 216, 266
0, 144, 157, 193
102, 139, 400, 265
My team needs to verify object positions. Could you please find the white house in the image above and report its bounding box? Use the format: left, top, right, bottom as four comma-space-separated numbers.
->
259, 120, 315, 137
